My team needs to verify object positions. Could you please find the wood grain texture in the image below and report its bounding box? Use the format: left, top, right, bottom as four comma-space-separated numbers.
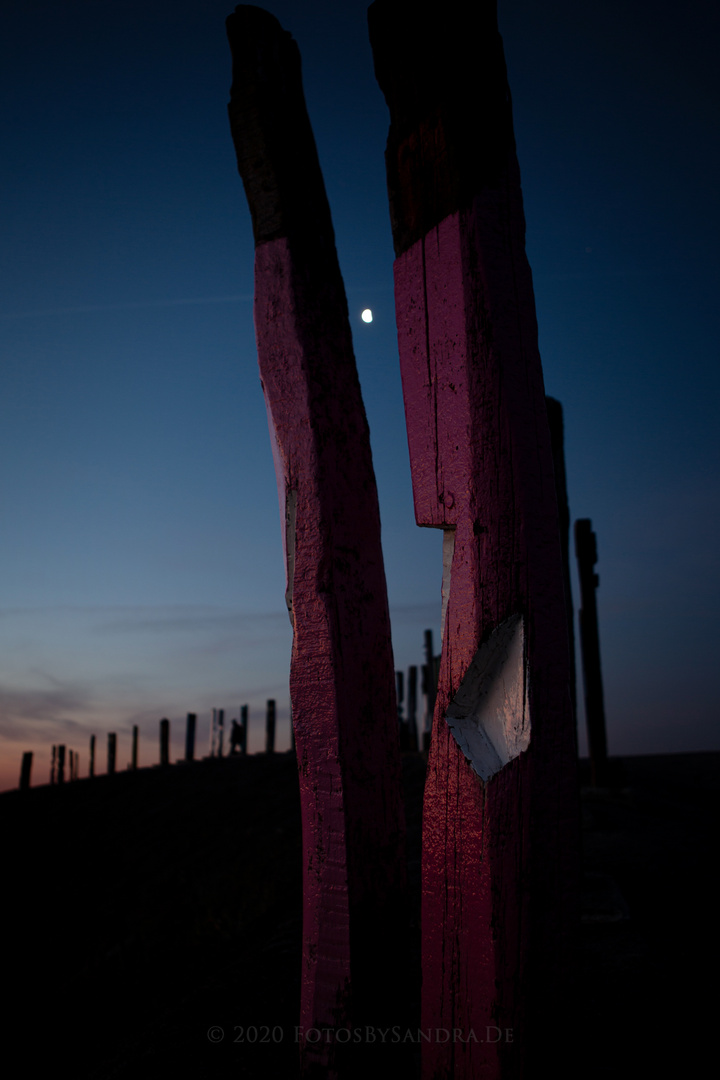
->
227, 8, 405, 1075
370, 2, 579, 1075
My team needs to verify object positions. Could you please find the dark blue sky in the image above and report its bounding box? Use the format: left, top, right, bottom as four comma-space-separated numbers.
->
1, 0, 718, 787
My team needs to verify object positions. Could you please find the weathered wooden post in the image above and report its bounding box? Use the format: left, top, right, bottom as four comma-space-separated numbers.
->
547, 396, 577, 745
396, 670, 408, 749
131, 725, 139, 770
50, 745, 56, 784
185, 712, 197, 762
159, 718, 170, 768
265, 699, 275, 755
239, 704, 248, 755
107, 733, 116, 776
575, 518, 609, 786
217, 708, 225, 757
227, 7, 406, 1070
57, 745, 66, 785
369, 1, 579, 1074
89, 734, 95, 778
407, 664, 419, 751
19, 752, 32, 791
208, 707, 217, 757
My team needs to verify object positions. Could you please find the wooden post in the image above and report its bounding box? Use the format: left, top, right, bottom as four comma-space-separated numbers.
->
265, 699, 275, 755
407, 664, 419, 752
107, 733, 116, 776
396, 670, 409, 749
50, 745, 56, 784
240, 704, 248, 756
159, 718, 170, 768
209, 707, 217, 758
131, 725, 139, 771
227, 8, 406, 1070
575, 518, 609, 786
369, 2, 578, 1074
19, 752, 32, 791
57, 745, 66, 785
69, 749, 75, 781
547, 396, 577, 747
89, 735, 95, 779
185, 713, 197, 762
217, 708, 225, 758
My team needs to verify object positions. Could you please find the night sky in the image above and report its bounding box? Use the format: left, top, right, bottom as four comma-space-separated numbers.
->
1, 0, 718, 790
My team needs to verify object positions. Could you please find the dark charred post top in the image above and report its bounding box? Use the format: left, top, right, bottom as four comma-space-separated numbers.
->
107, 734, 116, 776
546, 396, 578, 746
265, 699, 276, 755
20, 752, 32, 792
131, 725, 139, 771
89, 734, 95, 779
50, 745, 56, 784
185, 713, 197, 762
57, 745, 66, 785
368, 0, 514, 259
159, 718, 170, 768
575, 519, 609, 785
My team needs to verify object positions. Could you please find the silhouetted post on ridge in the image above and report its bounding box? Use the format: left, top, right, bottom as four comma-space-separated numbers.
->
547, 396, 577, 746
218, 709, 225, 757
265, 700, 275, 755
370, 1, 578, 1074
50, 745, 56, 784
185, 713, 197, 762
227, 7, 406, 1069
407, 664, 419, 751
68, 749, 74, 781
131, 725, 139, 771
20, 752, 32, 791
107, 734, 116, 776
240, 704, 248, 756
575, 518, 609, 786
89, 735, 95, 778
159, 718, 170, 768
57, 745, 66, 785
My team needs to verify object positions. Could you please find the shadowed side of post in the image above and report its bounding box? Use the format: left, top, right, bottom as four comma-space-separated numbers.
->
226, 7, 406, 1074
369, 2, 579, 1075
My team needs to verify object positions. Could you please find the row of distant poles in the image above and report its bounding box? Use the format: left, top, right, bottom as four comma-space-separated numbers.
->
17, 519, 608, 790
18, 701, 277, 789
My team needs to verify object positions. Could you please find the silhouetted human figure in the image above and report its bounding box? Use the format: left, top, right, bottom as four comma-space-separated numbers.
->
229, 719, 242, 755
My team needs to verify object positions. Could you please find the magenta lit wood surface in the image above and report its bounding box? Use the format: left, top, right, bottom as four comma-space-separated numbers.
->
227, 8, 405, 1075
370, 2, 579, 1075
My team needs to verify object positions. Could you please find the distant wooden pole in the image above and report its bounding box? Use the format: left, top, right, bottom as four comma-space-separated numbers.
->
396, 670, 408, 749
370, 2, 578, 1074
69, 749, 75, 781
240, 704, 248, 755
575, 518, 609, 786
89, 735, 95, 778
227, 8, 405, 1068
217, 709, 225, 758
57, 745, 66, 785
185, 713, 197, 762
19, 752, 32, 791
407, 665, 419, 751
159, 718, 170, 768
209, 708, 217, 757
107, 733, 116, 776
50, 745, 56, 784
547, 396, 577, 747
131, 725, 139, 771
265, 699, 275, 755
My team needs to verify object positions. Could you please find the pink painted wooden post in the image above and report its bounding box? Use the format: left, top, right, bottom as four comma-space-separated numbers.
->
369, 2, 579, 1075
226, 8, 405, 1073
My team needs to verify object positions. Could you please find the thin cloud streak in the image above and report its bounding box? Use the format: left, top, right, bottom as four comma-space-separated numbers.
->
0, 294, 253, 321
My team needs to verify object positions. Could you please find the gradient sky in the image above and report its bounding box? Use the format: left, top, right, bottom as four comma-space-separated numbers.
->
1, 0, 718, 790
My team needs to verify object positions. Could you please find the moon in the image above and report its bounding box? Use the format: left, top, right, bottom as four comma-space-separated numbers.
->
361, 308, 373, 323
